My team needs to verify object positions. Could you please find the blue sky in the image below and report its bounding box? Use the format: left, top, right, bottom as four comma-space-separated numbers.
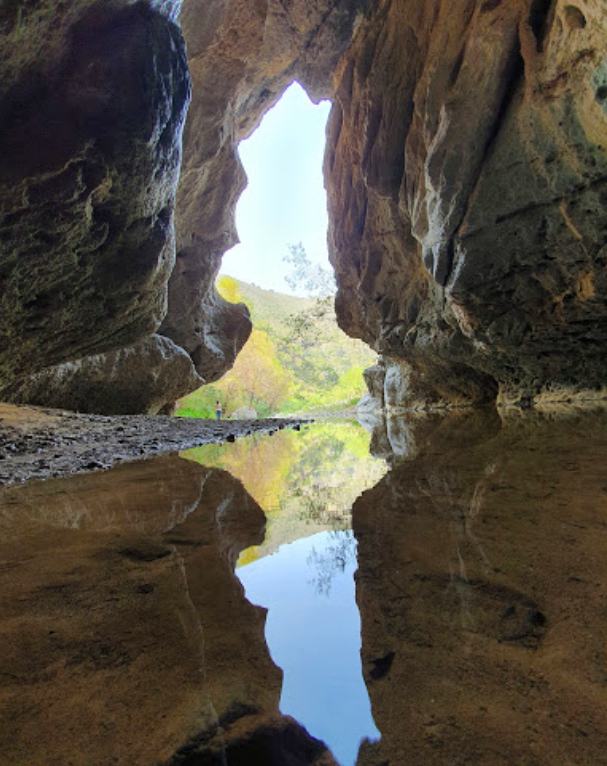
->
220, 83, 332, 295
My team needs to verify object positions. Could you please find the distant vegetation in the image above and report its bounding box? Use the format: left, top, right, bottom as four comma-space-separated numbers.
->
177, 249, 375, 418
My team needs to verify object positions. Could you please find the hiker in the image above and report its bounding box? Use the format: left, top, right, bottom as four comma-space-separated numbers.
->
215, 400, 223, 420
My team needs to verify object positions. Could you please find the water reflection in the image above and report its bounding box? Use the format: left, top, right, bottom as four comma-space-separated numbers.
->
355, 407, 607, 765
0, 456, 334, 765
239, 531, 380, 766
2, 411, 607, 764
188, 421, 387, 763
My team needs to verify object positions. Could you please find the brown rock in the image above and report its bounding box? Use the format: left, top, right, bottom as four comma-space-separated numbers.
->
353, 408, 607, 764
0, 456, 337, 765
327, 0, 607, 408
164, 0, 370, 381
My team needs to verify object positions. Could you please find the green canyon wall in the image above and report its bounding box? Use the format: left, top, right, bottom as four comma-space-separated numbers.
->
1, 0, 606, 412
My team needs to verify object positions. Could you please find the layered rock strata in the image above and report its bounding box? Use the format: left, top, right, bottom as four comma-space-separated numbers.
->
328, 0, 607, 407
2, 0, 606, 413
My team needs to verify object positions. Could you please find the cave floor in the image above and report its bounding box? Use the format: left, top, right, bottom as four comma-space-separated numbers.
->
0, 403, 308, 487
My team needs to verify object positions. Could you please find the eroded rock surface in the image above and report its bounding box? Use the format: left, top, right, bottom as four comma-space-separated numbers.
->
2, 0, 606, 413
354, 408, 607, 764
0, 1, 190, 388
0, 456, 336, 765
328, 0, 607, 407
0, 335, 202, 416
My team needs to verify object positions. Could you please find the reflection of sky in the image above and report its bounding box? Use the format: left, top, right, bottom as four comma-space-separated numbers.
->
220, 82, 331, 295
238, 530, 380, 766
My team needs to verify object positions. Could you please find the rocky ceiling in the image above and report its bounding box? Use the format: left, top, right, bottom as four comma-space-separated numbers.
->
0, 0, 605, 413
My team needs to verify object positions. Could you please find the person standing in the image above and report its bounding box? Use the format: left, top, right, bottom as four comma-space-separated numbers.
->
215, 400, 223, 420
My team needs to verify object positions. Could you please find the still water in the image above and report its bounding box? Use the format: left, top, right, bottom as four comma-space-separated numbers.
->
1, 410, 607, 765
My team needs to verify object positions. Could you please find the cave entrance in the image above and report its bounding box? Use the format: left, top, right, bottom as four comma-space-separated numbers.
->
177, 83, 375, 420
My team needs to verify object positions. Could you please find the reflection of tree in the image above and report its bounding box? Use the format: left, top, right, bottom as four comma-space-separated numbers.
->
287, 435, 351, 530
307, 531, 357, 596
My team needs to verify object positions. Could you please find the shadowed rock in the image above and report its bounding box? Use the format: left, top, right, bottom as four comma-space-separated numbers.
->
0, 335, 203, 415
328, 0, 607, 407
0, 1, 190, 387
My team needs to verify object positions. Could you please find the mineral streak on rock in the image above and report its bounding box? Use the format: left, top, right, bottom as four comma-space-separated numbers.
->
0, 1, 190, 386
327, 0, 607, 408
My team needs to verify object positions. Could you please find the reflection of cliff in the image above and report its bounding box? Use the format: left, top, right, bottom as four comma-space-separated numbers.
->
354, 410, 607, 765
0, 457, 335, 765
186, 422, 387, 563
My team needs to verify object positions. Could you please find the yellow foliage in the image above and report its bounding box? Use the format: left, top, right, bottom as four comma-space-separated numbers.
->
216, 275, 245, 305
217, 329, 292, 412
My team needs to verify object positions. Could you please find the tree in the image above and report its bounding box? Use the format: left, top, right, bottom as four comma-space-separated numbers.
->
283, 242, 335, 298
219, 329, 292, 413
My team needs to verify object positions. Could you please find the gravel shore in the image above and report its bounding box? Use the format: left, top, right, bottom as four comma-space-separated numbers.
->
0, 404, 310, 487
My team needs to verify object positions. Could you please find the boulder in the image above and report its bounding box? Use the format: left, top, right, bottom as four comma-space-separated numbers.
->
0, 335, 202, 415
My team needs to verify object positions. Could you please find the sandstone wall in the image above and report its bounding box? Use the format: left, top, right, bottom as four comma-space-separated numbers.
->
163, 0, 371, 382
2, 0, 606, 413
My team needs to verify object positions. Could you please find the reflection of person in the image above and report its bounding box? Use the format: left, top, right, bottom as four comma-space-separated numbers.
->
215, 400, 223, 421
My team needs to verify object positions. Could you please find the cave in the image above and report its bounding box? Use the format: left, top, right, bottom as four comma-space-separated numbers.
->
1, 0, 606, 416
1, 3, 607, 763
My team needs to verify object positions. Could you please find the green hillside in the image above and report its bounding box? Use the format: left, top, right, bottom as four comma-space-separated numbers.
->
176, 276, 375, 418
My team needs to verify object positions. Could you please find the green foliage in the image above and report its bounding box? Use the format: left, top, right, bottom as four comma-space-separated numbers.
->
177, 266, 375, 418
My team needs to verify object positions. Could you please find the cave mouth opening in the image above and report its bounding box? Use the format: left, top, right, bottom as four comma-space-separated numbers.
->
176, 82, 376, 421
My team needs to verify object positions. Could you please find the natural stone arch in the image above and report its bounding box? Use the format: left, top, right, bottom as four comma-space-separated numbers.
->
161, 0, 371, 384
